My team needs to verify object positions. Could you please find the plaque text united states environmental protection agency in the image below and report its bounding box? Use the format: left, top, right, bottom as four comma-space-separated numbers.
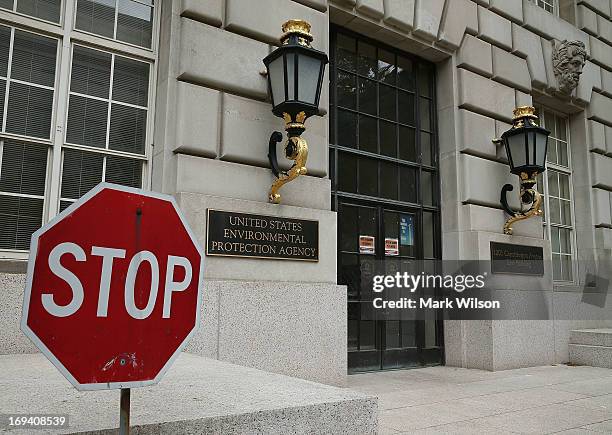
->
206, 210, 319, 261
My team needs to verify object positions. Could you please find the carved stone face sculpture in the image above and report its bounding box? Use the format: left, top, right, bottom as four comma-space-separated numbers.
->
552, 40, 587, 95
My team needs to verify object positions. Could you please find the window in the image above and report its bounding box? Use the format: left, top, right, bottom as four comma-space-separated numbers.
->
0, 0, 158, 256
0, 0, 62, 23
60, 45, 149, 210
0, 26, 57, 252
537, 107, 575, 282
531, 0, 556, 14
529, 0, 576, 24
75, 0, 154, 48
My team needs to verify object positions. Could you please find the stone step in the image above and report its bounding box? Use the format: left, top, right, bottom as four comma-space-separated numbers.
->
570, 329, 612, 347
569, 343, 612, 369
0, 353, 377, 434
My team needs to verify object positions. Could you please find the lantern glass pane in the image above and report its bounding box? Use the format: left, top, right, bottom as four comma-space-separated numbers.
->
508, 134, 526, 169
527, 131, 537, 166
286, 53, 295, 100
535, 130, 548, 168
298, 54, 321, 105
269, 56, 285, 107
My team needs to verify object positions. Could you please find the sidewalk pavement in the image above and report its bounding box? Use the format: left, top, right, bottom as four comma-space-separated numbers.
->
347, 364, 612, 434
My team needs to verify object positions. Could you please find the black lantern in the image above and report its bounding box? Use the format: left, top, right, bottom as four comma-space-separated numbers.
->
499, 106, 551, 235
263, 20, 328, 204
264, 20, 328, 122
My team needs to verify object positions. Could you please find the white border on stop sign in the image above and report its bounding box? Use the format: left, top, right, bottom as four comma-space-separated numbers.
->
20, 182, 205, 391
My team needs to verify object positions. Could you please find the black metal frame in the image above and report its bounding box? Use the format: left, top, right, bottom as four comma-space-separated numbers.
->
329, 26, 444, 373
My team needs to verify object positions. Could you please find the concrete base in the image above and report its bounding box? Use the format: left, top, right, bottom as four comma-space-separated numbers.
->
0, 353, 377, 434
185, 279, 347, 386
0, 273, 347, 386
570, 329, 612, 369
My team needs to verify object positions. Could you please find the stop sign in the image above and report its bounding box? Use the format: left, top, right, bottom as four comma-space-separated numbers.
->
21, 183, 204, 391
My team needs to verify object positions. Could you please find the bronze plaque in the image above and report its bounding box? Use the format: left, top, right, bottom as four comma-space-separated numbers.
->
206, 209, 319, 261
490, 242, 544, 276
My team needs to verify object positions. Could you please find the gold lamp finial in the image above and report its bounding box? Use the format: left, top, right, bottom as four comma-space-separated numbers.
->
513, 106, 537, 121
281, 19, 313, 45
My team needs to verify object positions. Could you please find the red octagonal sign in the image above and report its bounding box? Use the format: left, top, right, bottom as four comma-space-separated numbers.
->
21, 183, 204, 390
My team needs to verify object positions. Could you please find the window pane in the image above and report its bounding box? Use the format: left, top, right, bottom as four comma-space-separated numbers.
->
558, 173, 570, 199
379, 84, 396, 121
359, 78, 376, 115
556, 117, 567, 141
337, 71, 356, 109
551, 227, 560, 253
549, 197, 561, 224
421, 132, 432, 166
380, 161, 398, 200
423, 211, 435, 258
398, 91, 415, 125
70, 46, 111, 99
420, 97, 431, 131
337, 109, 356, 148
544, 110, 556, 137
561, 255, 572, 281
378, 49, 395, 85
359, 206, 377, 237
66, 95, 108, 148
340, 204, 358, 252
105, 155, 142, 187
359, 158, 378, 197
380, 121, 396, 157
558, 141, 569, 167
108, 103, 147, 154
559, 228, 571, 254
561, 200, 571, 226
357, 41, 376, 78
336, 33, 357, 72
417, 63, 432, 97
0, 0, 14, 11
0, 194, 43, 250
17, 0, 61, 23
11, 30, 56, 87
60, 148, 104, 200
6, 83, 54, 139
399, 126, 416, 161
422, 171, 434, 206
547, 171, 559, 197
75, 0, 116, 39
397, 56, 415, 91
0, 140, 47, 195
117, 0, 153, 48
552, 254, 562, 280
400, 166, 417, 203
338, 152, 357, 193
112, 56, 149, 106
359, 115, 377, 153
0, 25, 11, 77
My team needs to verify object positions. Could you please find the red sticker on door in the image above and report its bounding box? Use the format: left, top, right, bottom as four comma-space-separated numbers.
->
385, 238, 399, 256
359, 235, 375, 255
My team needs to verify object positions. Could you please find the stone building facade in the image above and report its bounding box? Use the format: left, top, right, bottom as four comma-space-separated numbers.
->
1, 0, 612, 385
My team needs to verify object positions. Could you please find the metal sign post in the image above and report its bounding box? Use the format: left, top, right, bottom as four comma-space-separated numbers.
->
119, 388, 130, 435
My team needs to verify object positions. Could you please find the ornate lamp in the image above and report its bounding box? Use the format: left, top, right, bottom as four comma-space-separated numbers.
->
263, 20, 328, 204
499, 106, 551, 235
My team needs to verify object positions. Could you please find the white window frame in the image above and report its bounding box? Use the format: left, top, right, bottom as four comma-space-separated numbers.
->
0, 0, 160, 260
530, 0, 558, 15
0, 0, 65, 27
538, 107, 578, 284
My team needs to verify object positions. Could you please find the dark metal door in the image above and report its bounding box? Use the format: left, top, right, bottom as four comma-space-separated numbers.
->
330, 27, 443, 372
